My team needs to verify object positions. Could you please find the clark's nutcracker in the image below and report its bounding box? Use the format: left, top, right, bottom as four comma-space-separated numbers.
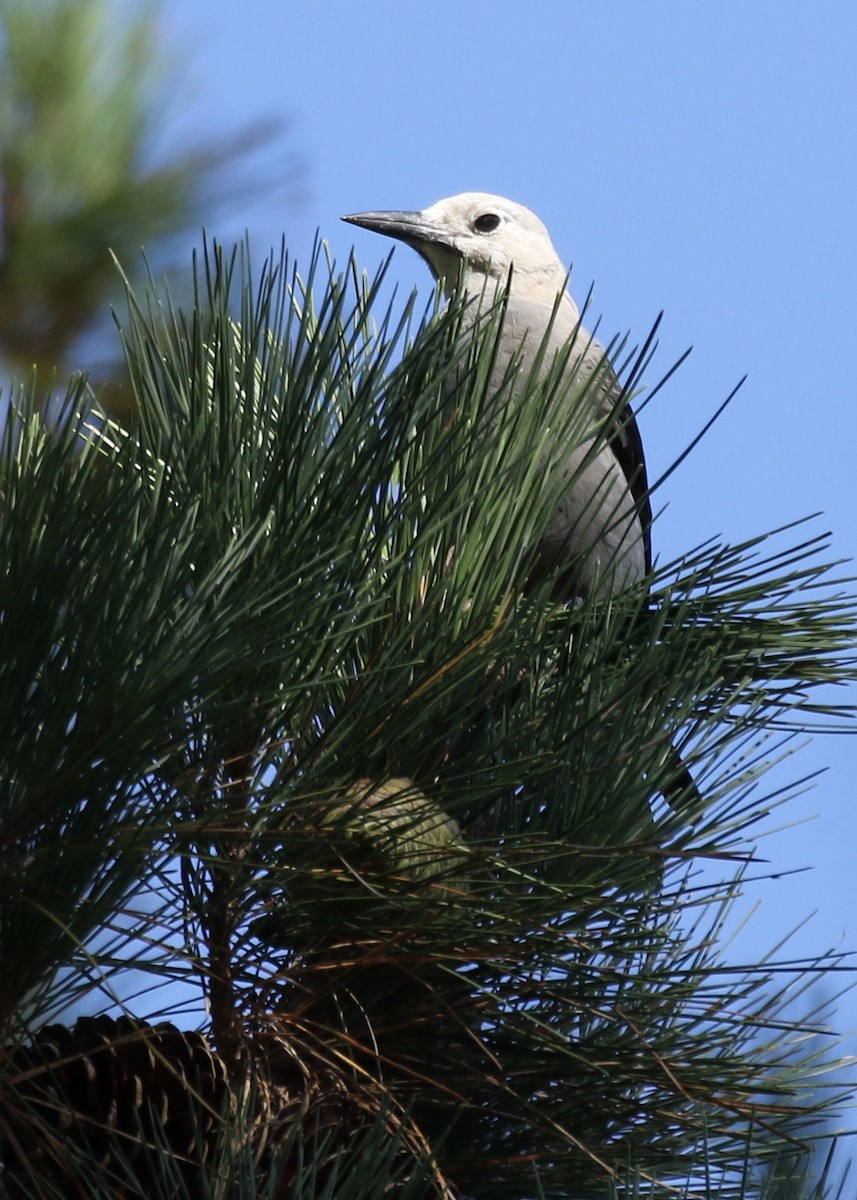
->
342, 192, 651, 599
343, 194, 699, 812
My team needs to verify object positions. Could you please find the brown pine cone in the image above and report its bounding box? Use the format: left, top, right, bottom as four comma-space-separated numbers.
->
1, 1015, 229, 1197
0, 1015, 451, 1199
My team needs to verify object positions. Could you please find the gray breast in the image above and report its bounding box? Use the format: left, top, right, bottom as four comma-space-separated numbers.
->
459, 295, 647, 599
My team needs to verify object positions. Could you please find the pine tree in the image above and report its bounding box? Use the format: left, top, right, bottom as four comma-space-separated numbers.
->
0, 0, 283, 411
0, 239, 853, 1198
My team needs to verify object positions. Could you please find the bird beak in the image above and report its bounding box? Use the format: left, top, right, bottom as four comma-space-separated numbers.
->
341, 209, 452, 250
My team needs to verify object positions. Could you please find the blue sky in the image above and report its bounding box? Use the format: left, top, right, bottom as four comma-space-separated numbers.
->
169, 1, 857, 1068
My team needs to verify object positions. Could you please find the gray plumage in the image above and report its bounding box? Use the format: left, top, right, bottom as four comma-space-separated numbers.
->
342, 192, 652, 599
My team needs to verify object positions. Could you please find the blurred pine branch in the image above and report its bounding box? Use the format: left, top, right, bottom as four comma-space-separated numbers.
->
0, 0, 296, 414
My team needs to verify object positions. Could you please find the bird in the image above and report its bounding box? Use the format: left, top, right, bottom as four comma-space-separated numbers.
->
342, 192, 652, 600
342, 193, 698, 814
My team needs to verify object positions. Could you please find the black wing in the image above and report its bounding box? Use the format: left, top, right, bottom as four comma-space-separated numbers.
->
609, 392, 653, 576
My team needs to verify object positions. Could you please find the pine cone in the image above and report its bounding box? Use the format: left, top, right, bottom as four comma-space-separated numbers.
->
1, 1015, 229, 1197
1, 1015, 450, 1199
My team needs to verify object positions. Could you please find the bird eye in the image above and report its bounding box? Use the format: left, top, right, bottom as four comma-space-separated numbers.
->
473, 213, 501, 234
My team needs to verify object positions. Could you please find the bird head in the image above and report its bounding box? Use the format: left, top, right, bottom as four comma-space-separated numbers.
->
343, 192, 574, 309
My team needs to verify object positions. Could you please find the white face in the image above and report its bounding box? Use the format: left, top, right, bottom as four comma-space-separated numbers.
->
343, 192, 573, 306
416, 193, 567, 294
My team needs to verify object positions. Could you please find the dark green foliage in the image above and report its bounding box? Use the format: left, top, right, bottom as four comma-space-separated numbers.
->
0, 240, 854, 1197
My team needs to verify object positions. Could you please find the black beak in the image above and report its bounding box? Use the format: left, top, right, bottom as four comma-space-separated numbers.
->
341, 209, 451, 250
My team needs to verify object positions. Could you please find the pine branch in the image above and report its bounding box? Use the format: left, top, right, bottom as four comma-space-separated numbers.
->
0, 239, 854, 1198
